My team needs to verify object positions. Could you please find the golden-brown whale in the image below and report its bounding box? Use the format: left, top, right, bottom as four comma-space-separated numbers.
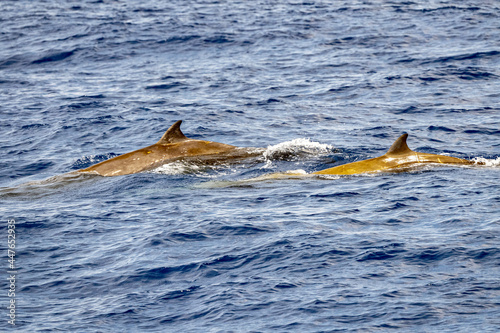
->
79, 120, 261, 176
312, 133, 480, 175
227, 133, 484, 185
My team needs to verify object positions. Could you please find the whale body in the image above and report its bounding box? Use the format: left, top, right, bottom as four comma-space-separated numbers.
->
198, 133, 486, 188
313, 133, 479, 175
79, 120, 260, 176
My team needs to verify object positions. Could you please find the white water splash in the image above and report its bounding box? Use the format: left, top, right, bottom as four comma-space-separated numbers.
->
262, 138, 334, 168
150, 160, 237, 178
472, 156, 500, 167
150, 161, 219, 176
150, 161, 195, 175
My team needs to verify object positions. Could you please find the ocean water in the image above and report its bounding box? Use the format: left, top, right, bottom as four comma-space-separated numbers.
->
1, 0, 500, 332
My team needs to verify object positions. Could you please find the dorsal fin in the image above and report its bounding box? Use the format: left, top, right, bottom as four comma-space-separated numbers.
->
386, 133, 412, 155
157, 120, 188, 144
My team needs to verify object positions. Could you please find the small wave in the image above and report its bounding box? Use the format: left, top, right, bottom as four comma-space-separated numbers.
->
427, 126, 456, 132
160, 35, 201, 44
145, 82, 186, 90
21, 123, 50, 130
472, 157, 500, 167
32, 50, 76, 64
425, 50, 500, 64
263, 138, 334, 166
203, 35, 235, 44
311, 191, 360, 198
160, 286, 201, 301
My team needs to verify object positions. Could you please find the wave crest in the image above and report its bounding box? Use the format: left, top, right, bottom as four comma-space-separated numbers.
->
263, 138, 334, 167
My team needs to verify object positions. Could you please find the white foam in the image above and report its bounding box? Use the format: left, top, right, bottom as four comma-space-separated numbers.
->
265, 138, 333, 157
150, 161, 192, 175
262, 138, 334, 167
472, 156, 500, 167
150, 161, 224, 177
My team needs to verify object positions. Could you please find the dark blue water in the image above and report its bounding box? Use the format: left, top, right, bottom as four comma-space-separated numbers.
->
1, 0, 500, 331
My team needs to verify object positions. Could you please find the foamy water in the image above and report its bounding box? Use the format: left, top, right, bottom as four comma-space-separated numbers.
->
262, 138, 335, 168
473, 156, 500, 167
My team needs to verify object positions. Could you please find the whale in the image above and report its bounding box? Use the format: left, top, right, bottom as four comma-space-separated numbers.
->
211, 133, 484, 186
313, 133, 481, 175
79, 120, 262, 176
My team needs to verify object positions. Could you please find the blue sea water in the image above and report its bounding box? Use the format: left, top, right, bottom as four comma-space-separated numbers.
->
1, 0, 500, 331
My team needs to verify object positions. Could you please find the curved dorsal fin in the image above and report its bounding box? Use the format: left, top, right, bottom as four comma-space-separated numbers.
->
386, 133, 412, 155
157, 120, 188, 144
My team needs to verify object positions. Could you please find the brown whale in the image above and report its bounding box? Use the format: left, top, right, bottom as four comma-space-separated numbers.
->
313, 133, 481, 175
231, 133, 483, 184
79, 120, 261, 176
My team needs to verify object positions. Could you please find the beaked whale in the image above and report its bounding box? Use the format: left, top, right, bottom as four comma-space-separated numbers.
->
79, 120, 261, 176
229, 133, 484, 184
314, 133, 481, 175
